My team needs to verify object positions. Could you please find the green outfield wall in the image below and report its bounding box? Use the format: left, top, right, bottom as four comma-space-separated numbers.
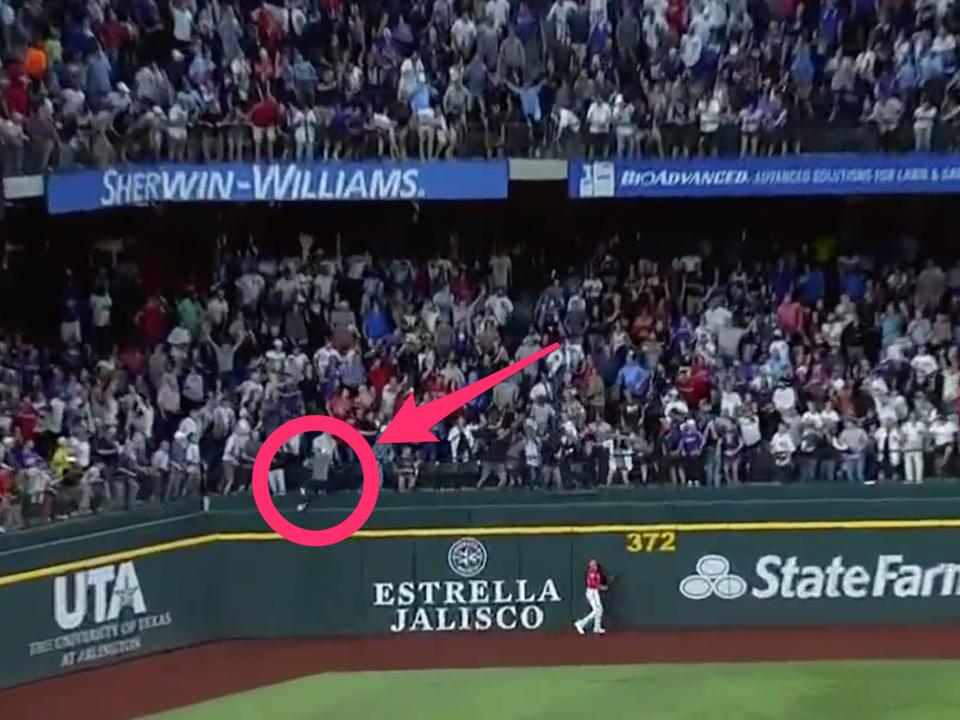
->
3, 490, 960, 689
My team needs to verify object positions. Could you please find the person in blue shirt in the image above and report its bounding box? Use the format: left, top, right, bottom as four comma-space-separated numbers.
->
594, 343, 620, 387
670, 317, 695, 355
791, 40, 815, 88
819, 0, 843, 51
799, 264, 825, 306
344, 349, 368, 388
363, 302, 392, 343
504, 74, 545, 149
678, 419, 705, 486
515, 1, 537, 43
85, 49, 114, 112
616, 351, 649, 399
769, 259, 795, 301
880, 303, 904, 347
840, 267, 865, 301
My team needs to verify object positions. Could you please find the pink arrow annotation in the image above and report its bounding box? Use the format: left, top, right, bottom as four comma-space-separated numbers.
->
375, 343, 560, 445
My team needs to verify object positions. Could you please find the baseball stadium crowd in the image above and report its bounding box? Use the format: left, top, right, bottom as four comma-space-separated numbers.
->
1, 217, 960, 532
5, 0, 960, 174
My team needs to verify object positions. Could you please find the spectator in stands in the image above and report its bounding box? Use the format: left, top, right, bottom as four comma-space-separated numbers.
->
13, 199, 960, 533
7, 0, 960, 169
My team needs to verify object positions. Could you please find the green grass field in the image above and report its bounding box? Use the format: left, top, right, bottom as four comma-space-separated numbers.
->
147, 661, 960, 720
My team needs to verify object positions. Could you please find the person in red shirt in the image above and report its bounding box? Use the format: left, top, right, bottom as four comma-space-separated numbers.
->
574, 558, 608, 635
3, 64, 30, 116
253, 2, 282, 52
250, 92, 282, 161
327, 387, 354, 420
14, 397, 39, 442
367, 358, 393, 396
777, 292, 805, 338
137, 295, 169, 347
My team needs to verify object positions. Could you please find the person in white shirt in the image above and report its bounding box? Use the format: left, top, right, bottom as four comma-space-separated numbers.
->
150, 440, 170, 501
586, 96, 613, 159
184, 432, 203, 495
874, 420, 903, 481
297, 432, 339, 511
289, 103, 308, 159
680, 31, 703, 68
41, 394, 66, 445
485, 0, 510, 31
433, 111, 456, 159
910, 346, 939, 380
769, 423, 796, 482
942, 361, 960, 407
546, 0, 576, 43
79, 464, 104, 513
553, 107, 580, 150
612, 95, 636, 158
900, 414, 927, 483
451, 12, 477, 57
772, 381, 798, 419
484, 289, 514, 325
698, 90, 723, 155
736, 405, 762, 479
68, 432, 92, 470
237, 271, 266, 310
171, 0, 194, 44
929, 413, 957, 477
447, 417, 476, 462
89, 286, 113, 351
913, 95, 938, 152
703, 302, 733, 334
206, 288, 230, 330
719, 386, 743, 418
868, 93, 904, 150
167, 102, 189, 161
220, 421, 248, 494
839, 420, 869, 483
398, 54, 426, 101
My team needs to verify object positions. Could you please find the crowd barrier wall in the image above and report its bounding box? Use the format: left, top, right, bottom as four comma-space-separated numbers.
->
3, 493, 960, 688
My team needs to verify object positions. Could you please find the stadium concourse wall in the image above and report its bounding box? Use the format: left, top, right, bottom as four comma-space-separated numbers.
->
3, 486, 960, 688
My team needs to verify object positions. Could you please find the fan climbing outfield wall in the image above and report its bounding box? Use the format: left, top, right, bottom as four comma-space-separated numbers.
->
3, 495, 960, 689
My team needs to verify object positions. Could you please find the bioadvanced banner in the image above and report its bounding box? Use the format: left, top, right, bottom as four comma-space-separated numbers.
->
570, 155, 960, 199
47, 160, 509, 213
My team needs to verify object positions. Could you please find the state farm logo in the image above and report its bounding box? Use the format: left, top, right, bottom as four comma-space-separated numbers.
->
679, 554, 748, 600
448, 537, 487, 578
679, 553, 960, 601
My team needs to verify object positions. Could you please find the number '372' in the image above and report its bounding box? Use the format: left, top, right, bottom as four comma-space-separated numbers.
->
625, 531, 677, 553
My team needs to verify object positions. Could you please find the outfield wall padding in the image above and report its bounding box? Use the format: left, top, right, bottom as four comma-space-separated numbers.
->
3, 496, 960, 688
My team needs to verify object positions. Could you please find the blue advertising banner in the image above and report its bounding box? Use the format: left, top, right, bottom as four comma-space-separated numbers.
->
570, 154, 960, 199
47, 160, 509, 213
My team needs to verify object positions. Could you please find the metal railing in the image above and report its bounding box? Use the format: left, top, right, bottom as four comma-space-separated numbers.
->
3, 119, 959, 177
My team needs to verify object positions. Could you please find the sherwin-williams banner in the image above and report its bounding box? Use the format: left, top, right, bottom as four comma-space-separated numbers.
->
46, 160, 509, 213
570, 155, 960, 199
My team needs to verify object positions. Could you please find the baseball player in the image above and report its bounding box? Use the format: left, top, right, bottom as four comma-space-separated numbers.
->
574, 558, 608, 635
